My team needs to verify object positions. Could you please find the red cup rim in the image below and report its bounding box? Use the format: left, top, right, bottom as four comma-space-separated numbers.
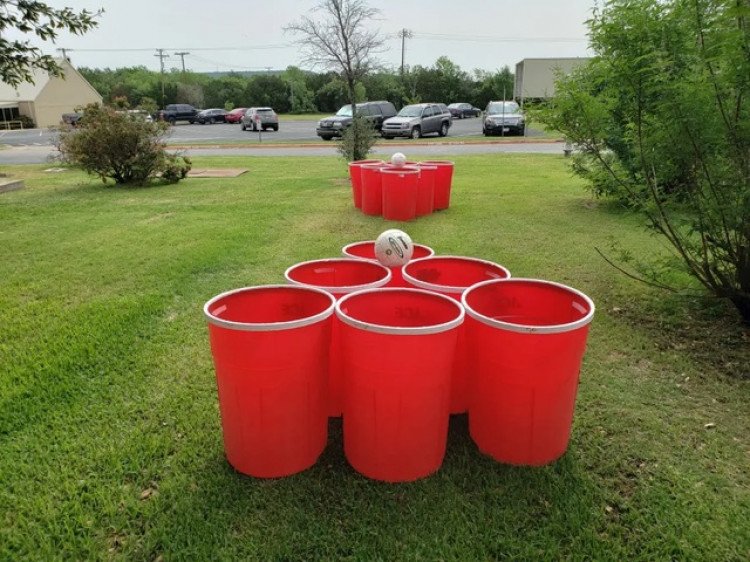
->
336, 287, 464, 335
284, 258, 392, 294
341, 240, 436, 262
203, 284, 336, 332
461, 278, 596, 334
402, 255, 511, 294
349, 159, 384, 166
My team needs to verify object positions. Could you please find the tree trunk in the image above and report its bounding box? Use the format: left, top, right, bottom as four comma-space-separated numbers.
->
730, 294, 750, 325
347, 78, 360, 160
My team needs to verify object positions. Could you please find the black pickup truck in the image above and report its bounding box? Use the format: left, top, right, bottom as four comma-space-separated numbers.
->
158, 104, 198, 124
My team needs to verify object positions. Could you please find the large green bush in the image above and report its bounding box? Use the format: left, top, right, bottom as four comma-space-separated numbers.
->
57, 104, 191, 186
538, 0, 750, 323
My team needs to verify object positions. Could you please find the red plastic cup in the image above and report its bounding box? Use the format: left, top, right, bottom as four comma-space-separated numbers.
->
204, 285, 336, 478
342, 240, 436, 287
336, 288, 465, 482
462, 278, 595, 466
348, 159, 383, 209
284, 259, 392, 417
420, 160, 454, 210
416, 164, 437, 217
360, 164, 385, 216
402, 256, 512, 414
381, 167, 419, 221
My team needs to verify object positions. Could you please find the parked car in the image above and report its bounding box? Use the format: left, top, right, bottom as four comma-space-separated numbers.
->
241, 107, 279, 131
158, 103, 198, 124
483, 101, 525, 136
116, 109, 153, 123
381, 103, 453, 139
448, 102, 481, 119
196, 108, 228, 124
61, 112, 83, 127
316, 101, 397, 140
225, 107, 247, 124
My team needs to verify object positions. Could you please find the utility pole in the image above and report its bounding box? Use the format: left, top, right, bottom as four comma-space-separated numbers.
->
398, 29, 413, 76
154, 49, 169, 108
174, 51, 190, 73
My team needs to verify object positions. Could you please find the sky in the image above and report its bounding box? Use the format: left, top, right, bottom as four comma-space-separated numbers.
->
8, 0, 597, 74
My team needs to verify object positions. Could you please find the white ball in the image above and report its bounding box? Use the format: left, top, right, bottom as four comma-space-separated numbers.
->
374, 229, 414, 267
390, 152, 407, 167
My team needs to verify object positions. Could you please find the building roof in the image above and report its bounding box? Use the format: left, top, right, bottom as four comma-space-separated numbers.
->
0, 59, 100, 102
517, 57, 592, 62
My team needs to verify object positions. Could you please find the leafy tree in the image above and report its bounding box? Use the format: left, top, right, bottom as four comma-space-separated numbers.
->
175, 83, 205, 108
137, 96, 158, 115
287, 0, 384, 160
203, 74, 247, 109
245, 75, 291, 112
282, 66, 317, 113
0, 1, 101, 86
57, 104, 191, 186
361, 71, 404, 108
538, 0, 750, 323
472, 67, 514, 107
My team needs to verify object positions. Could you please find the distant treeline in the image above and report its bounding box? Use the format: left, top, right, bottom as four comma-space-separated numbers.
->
79, 57, 514, 114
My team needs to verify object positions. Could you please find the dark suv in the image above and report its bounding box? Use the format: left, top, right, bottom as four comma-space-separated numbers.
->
158, 104, 199, 124
316, 101, 397, 140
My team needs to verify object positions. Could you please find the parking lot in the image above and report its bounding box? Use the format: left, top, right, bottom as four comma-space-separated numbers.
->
165, 115, 527, 143
0, 116, 542, 147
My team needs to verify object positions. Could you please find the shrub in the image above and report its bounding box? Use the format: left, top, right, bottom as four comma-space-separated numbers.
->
56, 104, 191, 186
537, 0, 750, 323
338, 116, 378, 162
18, 115, 35, 129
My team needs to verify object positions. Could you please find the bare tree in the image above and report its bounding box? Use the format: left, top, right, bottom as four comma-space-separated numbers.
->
286, 0, 384, 158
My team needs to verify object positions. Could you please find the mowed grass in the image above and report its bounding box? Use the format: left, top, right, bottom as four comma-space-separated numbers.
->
0, 155, 748, 561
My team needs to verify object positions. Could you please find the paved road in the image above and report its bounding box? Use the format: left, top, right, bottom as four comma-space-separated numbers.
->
0, 116, 541, 147
0, 141, 565, 165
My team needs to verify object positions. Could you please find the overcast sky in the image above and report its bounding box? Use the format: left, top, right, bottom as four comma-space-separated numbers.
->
10, 1, 596, 73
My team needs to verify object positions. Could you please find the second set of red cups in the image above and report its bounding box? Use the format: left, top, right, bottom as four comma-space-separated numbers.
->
348, 160, 455, 220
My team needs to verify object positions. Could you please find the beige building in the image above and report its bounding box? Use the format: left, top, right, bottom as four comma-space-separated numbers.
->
0, 58, 102, 128
514, 58, 592, 102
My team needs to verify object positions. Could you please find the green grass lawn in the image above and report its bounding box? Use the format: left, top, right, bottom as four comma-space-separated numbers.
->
1, 155, 748, 560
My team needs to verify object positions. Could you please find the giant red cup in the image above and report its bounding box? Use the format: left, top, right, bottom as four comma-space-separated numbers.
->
462, 278, 595, 466
336, 288, 464, 482
381, 167, 419, 221
204, 285, 335, 478
349, 159, 384, 209
420, 160, 454, 210
360, 164, 385, 216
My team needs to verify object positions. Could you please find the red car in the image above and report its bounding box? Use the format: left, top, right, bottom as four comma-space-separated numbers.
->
224, 107, 247, 124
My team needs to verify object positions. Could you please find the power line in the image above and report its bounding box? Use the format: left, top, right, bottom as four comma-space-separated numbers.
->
409, 32, 587, 43
186, 53, 278, 73
61, 44, 293, 53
